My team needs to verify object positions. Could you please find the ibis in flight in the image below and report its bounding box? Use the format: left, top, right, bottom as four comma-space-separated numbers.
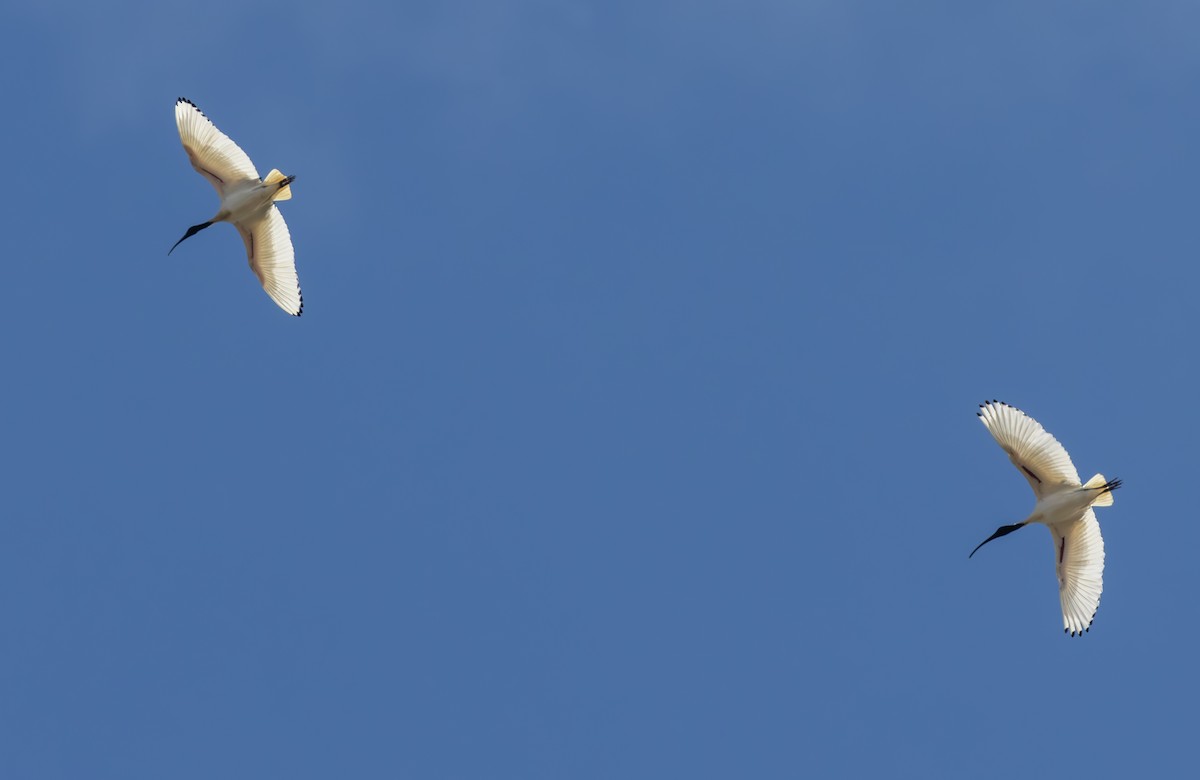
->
170, 97, 303, 316
971, 400, 1120, 636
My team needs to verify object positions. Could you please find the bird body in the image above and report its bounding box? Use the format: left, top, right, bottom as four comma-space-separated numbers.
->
218, 176, 288, 222
971, 400, 1120, 636
1023, 481, 1111, 527
170, 97, 303, 316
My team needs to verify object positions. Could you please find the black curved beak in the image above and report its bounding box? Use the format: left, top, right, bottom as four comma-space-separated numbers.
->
969, 522, 1025, 558
169, 221, 213, 255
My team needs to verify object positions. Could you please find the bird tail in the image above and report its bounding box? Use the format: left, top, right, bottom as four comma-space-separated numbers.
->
265, 169, 293, 201
1083, 473, 1120, 507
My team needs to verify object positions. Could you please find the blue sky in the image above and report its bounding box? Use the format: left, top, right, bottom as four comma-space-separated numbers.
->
1, 1, 1197, 776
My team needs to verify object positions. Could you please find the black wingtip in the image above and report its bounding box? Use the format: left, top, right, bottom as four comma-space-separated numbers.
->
176, 97, 207, 119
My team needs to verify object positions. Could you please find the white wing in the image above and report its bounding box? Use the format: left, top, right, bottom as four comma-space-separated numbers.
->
978, 400, 1081, 498
175, 98, 260, 196
235, 206, 303, 316
1048, 510, 1105, 636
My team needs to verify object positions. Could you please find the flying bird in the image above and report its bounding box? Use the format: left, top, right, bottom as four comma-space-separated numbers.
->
170, 97, 302, 316
971, 400, 1120, 636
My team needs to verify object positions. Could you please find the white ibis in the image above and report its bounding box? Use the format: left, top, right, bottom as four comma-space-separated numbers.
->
971, 400, 1120, 636
170, 97, 303, 316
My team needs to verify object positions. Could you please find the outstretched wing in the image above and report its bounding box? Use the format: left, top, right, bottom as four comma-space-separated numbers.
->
978, 400, 1081, 498
175, 97, 260, 196
1048, 510, 1105, 636
235, 205, 303, 316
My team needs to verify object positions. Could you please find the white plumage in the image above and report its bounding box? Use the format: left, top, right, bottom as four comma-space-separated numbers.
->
170, 97, 303, 316
971, 400, 1119, 636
